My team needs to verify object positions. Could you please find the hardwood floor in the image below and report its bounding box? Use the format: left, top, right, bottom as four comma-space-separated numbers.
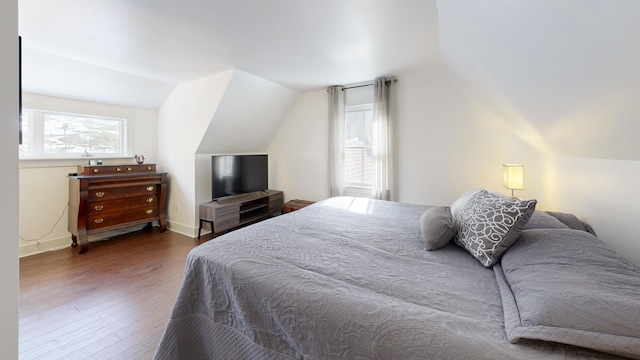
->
19, 228, 210, 360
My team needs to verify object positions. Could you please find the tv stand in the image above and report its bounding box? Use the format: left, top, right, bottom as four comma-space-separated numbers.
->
216, 192, 259, 205
198, 190, 283, 238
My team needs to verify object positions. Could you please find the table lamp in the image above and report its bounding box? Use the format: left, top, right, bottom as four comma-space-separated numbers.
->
503, 164, 524, 198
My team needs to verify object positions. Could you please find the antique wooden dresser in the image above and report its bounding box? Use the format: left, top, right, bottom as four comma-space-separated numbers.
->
68, 164, 168, 254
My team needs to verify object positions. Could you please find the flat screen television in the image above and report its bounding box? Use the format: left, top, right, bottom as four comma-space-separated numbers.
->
212, 154, 268, 200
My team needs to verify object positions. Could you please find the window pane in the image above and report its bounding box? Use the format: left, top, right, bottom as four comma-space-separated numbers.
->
43, 113, 123, 155
345, 111, 364, 146
363, 110, 373, 147
345, 147, 373, 186
345, 109, 374, 148
344, 104, 374, 187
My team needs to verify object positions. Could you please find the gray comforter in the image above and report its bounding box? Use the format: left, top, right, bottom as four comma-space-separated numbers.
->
154, 197, 639, 359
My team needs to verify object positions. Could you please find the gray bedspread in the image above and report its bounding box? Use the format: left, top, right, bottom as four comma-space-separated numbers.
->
154, 197, 635, 359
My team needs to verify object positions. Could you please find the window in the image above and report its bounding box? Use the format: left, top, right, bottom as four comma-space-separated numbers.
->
19, 108, 127, 159
344, 104, 374, 187
342, 85, 375, 195
330, 77, 395, 200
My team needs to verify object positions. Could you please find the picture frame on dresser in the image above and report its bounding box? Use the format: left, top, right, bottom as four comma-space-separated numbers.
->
68, 164, 168, 254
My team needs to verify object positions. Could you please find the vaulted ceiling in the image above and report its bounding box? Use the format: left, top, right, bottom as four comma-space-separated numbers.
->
19, 0, 440, 109
19, 0, 640, 161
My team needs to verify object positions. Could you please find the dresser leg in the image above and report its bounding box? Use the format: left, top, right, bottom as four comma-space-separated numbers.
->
76, 233, 89, 254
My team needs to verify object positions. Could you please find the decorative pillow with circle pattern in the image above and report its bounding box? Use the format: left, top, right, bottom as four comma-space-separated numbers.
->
453, 189, 537, 267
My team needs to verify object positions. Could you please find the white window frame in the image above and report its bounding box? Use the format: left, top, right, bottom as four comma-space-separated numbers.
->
344, 103, 374, 191
19, 94, 135, 161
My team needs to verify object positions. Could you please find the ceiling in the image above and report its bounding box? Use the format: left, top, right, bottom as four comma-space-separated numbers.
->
19, 0, 440, 109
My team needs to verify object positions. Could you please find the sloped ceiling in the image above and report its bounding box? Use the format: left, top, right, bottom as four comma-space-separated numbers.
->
437, 0, 640, 161
19, 0, 640, 161
19, 0, 440, 109
195, 70, 299, 154
21, 47, 175, 109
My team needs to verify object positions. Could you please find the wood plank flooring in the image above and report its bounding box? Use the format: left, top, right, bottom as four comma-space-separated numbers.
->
19, 228, 210, 360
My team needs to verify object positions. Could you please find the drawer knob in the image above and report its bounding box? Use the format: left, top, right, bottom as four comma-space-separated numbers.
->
146, 209, 154, 214
93, 168, 99, 173
147, 166, 152, 170
116, 167, 122, 172
146, 198, 154, 203
94, 205, 104, 211
127, 167, 133, 171
94, 218, 104, 224
95, 191, 105, 198
146, 186, 154, 191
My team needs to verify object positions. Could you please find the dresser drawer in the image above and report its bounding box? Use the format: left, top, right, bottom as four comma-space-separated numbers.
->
87, 206, 159, 230
78, 164, 156, 176
87, 195, 158, 216
68, 171, 168, 253
88, 184, 157, 201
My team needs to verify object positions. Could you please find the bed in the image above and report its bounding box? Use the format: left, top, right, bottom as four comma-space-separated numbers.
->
154, 192, 640, 359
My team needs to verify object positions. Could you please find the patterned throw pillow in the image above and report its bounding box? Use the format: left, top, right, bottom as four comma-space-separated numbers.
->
453, 189, 537, 267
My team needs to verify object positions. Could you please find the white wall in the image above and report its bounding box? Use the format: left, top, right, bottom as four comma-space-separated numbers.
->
268, 61, 640, 266
435, 0, 640, 265
0, 0, 19, 357
268, 89, 330, 202
158, 70, 234, 236
394, 65, 539, 205
541, 157, 640, 265
269, 66, 539, 206
159, 69, 299, 237
18, 94, 159, 256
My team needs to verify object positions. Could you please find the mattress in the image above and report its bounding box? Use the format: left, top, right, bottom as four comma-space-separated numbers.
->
154, 197, 639, 359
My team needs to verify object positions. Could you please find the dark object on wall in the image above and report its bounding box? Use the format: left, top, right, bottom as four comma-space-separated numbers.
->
211, 154, 268, 200
19, 35, 22, 145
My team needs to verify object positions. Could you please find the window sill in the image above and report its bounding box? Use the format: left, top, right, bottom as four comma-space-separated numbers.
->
19, 157, 136, 169
343, 185, 373, 198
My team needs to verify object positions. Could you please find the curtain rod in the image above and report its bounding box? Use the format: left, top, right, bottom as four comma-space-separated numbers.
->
341, 78, 398, 91
343, 83, 372, 90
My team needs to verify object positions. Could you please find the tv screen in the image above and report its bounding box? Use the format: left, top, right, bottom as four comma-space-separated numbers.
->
212, 154, 268, 200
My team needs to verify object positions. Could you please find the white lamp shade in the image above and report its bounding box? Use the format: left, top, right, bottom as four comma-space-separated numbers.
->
503, 164, 524, 190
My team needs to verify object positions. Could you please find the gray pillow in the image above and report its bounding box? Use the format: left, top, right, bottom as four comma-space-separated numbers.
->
523, 210, 569, 230
420, 206, 456, 250
497, 228, 640, 358
450, 188, 482, 220
453, 189, 537, 267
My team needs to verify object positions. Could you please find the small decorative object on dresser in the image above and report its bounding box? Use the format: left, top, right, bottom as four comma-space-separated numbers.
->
68, 163, 168, 254
134, 154, 145, 165
283, 199, 315, 213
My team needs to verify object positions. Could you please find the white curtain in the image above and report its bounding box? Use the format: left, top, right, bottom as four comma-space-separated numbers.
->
328, 86, 345, 197
372, 77, 395, 200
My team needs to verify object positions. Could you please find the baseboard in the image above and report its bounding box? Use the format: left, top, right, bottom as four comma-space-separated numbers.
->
167, 220, 201, 238
19, 222, 192, 257
20, 236, 71, 258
